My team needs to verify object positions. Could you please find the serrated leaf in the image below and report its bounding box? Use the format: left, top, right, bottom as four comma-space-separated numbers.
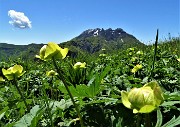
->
162, 115, 180, 127
164, 92, 180, 101
155, 109, 162, 127
161, 101, 180, 107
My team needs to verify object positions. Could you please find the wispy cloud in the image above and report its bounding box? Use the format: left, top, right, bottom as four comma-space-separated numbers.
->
8, 10, 32, 29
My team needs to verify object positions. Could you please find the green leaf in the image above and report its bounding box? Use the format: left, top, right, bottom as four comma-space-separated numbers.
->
155, 109, 162, 127
161, 101, 180, 107
85, 97, 118, 105
50, 99, 73, 111
0, 106, 8, 120
88, 66, 111, 97
14, 105, 41, 127
115, 117, 123, 127
0, 112, 5, 120
30, 106, 46, 127
59, 85, 90, 97
87, 76, 95, 86
89, 74, 100, 97
75, 85, 90, 97
162, 115, 180, 127
164, 92, 180, 101
99, 65, 111, 81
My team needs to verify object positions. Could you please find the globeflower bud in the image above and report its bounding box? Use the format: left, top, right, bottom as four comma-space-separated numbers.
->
99, 54, 106, 57
121, 81, 164, 113
73, 62, 86, 70
131, 64, 142, 73
128, 48, 135, 51
2, 65, 26, 80
136, 51, 143, 55
46, 70, 58, 77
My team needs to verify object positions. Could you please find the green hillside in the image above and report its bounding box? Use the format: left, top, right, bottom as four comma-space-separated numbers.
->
0, 28, 179, 62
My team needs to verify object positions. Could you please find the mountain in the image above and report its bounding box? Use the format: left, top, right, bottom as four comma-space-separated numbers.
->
0, 28, 145, 60
76, 28, 134, 41
0, 43, 44, 61
61, 28, 145, 55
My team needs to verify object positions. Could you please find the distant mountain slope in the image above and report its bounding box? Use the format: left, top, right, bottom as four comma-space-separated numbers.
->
61, 28, 145, 54
0, 43, 44, 60
0, 28, 146, 60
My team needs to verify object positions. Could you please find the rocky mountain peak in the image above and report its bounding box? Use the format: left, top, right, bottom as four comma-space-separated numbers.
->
76, 28, 129, 41
66, 28, 143, 54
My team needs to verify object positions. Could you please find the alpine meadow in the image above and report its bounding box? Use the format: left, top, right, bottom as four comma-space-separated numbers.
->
0, 28, 180, 127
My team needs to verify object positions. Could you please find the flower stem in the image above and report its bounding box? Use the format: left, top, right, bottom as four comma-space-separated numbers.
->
136, 113, 142, 127
145, 114, 151, 127
151, 29, 158, 77
13, 79, 30, 112
42, 86, 54, 127
52, 58, 84, 127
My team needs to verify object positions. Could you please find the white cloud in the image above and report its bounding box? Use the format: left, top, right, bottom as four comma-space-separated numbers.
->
8, 10, 32, 29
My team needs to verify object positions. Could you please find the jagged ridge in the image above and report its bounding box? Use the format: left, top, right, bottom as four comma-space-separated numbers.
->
76, 28, 136, 41
62, 28, 145, 54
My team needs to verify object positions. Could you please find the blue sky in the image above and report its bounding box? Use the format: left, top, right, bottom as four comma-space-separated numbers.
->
0, 0, 179, 45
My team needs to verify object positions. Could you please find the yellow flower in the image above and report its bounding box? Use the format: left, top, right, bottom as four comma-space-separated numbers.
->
0, 76, 5, 82
128, 48, 135, 51
73, 62, 86, 69
99, 54, 106, 57
36, 42, 68, 61
131, 64, 142, 73
136, 51, 143, 55
2, 65, 25, 80
177, 58, 180, 62
35, 45, 47, 60
46, 70, 58, 77
121, 81, 164, 113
